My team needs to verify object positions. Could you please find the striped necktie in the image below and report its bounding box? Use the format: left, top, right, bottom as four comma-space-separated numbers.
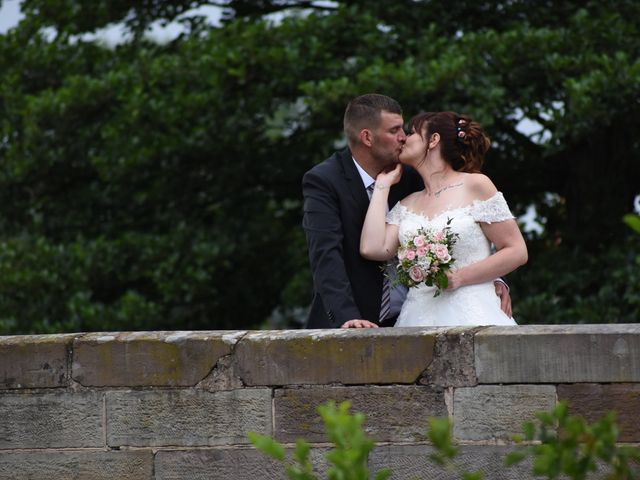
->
379, 271, 391, 322
367, 183, 391, 323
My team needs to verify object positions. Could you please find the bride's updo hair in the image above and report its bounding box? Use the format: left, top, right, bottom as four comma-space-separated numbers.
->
408, 111, 490, 172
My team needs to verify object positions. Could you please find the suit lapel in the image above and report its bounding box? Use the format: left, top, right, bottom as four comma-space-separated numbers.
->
340, 150, 409, 213
339, 149, 370, 213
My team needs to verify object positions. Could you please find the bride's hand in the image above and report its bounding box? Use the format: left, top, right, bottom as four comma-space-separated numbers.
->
446, 270, 464, 290
375, 163, 403, 188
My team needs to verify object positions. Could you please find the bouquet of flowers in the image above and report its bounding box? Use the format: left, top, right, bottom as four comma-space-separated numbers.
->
394, 218, 459, 297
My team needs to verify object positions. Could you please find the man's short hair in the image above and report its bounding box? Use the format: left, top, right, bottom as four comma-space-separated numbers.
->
343, 94, 402, 146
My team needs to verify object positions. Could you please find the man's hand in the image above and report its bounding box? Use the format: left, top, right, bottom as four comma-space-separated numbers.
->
341, 319, 379, 328
494, 281, 512, 317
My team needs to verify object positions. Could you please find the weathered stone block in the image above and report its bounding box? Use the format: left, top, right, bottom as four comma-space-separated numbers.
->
197, 354, 244, 392
453, 385, 556, 441
558, 383, 640, 442
155, 447, 329, 480
106, 388, 271, 447
476, 324, 640, 383
235, 329, 436, 386
370, 444, 535, 479
0, 450, 152, 480
274, 385, 446, 443
0, 334, 73, 389
155, 449, 283, 480
0, 392, 103, 448
420, 327, 480, 387
73, 331, 245, 387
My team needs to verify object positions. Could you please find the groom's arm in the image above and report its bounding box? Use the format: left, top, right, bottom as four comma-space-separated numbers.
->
303, 170, 363, 327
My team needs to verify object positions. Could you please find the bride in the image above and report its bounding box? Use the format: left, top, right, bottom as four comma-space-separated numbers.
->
359, 111, 527, 326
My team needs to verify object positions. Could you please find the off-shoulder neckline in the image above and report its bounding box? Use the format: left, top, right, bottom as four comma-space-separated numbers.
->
395, 192, 504, 222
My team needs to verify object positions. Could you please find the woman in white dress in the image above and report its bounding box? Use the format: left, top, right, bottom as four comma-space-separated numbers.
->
360, 111, 527, 326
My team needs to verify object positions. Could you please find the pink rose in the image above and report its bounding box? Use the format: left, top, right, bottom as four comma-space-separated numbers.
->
409, 266, 425, 282
416, 246, 427, 257
433, 231, 445, 242
434, 245, 451, 263
413, 235, 426, 247
406, 249, 416, 261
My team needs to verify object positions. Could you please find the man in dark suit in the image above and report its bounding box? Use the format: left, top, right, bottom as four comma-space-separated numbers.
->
302, 94, 511, 328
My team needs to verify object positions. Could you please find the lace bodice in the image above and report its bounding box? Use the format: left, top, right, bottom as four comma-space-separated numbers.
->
386, 192, 514, 269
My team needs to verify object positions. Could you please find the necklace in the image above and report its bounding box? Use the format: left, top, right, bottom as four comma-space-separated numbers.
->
427, 182, 464, 198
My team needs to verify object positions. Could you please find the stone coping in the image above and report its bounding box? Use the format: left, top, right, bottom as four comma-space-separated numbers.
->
1, 324, 639, 389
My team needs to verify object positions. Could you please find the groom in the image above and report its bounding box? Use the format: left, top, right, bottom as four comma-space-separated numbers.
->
302, 94, 511, 328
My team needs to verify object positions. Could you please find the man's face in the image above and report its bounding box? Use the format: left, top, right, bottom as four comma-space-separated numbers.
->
370, 111, 406, 166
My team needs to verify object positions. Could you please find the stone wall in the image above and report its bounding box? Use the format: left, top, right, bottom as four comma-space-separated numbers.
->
1, 325, 639, 479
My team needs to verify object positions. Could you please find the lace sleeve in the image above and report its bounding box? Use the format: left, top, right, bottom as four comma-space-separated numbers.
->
470, 192, 515, 224
386, 202, 406, 225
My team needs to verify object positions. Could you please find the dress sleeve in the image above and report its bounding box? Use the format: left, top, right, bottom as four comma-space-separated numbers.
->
470, 192, 515, 223
386, 202, 405, 225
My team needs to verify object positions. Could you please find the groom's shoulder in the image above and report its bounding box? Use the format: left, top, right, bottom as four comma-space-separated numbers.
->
305, 148, 350, 178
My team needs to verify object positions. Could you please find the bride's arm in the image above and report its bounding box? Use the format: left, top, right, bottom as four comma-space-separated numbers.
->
360, 166, 401, 261
448, 220, 528, 289
447, 175, 528, 289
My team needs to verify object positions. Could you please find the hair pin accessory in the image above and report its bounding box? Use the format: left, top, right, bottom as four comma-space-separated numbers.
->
456, 118, 467, 139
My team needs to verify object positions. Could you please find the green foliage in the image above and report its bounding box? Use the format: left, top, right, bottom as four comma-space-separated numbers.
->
624, 214, 640, 235
319, 401, 391, 480
0, 13, 311, 332
248, 432, 316, 480
427, 403, 640, 480
623, 214, 640, 266
427, 417, 458, 466
0, 1, 638, 331
247, 431, 286, 461
510, 236, 640, 325
252, 400, 640, 479
427, 417, 483, 480
249, 400, 391, 480
506, 401, 640, 479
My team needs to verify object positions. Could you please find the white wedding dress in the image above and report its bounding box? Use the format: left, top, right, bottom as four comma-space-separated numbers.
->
387, 192, 517, 327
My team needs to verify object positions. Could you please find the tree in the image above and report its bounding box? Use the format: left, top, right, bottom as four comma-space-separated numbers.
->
0, 0, 638, 332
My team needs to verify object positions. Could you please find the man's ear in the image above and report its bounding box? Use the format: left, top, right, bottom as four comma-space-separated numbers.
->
359, 129, 374, 147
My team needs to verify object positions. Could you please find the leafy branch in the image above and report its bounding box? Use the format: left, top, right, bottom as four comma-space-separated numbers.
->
249, 400, 391, 480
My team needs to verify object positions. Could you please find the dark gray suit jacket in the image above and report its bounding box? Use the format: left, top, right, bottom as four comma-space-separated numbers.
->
302, 148, 423, 328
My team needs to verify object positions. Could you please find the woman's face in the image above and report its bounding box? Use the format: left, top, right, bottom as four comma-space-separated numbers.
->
399, 126, 428, 165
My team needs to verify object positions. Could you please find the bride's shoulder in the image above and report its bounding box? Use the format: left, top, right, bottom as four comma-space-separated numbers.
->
465, 173, 498, 201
